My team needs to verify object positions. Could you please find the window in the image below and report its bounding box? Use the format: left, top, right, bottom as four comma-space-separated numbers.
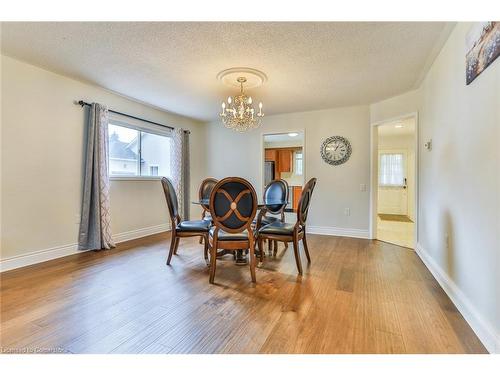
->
149, 165, 159, 176
294, 151, 303, 175
108, 122, 171, 178
379, 153, 404, 186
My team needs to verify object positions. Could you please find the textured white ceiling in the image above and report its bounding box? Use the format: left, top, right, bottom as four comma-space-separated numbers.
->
1, 22, 450, 121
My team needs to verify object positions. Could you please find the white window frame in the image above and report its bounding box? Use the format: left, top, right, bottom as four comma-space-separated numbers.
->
108, 114, 173, 181
294, 150, 303, 176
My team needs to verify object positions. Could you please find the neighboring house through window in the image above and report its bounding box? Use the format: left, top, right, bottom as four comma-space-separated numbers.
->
149, 165, 159, 176
108, 121, 172, 178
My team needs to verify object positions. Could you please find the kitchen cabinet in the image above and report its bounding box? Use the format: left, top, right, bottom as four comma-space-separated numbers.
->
264, 147, 300, 179
265, 149, 277, 162
277, 150, 293, 173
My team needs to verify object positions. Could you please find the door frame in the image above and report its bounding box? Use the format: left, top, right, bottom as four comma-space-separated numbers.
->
369, 112, 419, 248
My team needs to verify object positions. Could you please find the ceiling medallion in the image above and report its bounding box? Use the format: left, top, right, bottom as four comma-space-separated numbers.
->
218, 67, 266, 132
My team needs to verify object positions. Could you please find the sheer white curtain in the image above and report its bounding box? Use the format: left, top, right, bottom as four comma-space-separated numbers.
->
379, 153, 404, 186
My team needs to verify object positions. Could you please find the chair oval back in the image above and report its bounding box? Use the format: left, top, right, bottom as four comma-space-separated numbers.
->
161, 177, 179, 221
297, 178, 317, 226
199, 178, 218, 211
264, 179, 289, 214
209, 177, 257, 233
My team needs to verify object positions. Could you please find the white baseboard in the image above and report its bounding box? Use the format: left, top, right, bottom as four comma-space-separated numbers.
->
415, 243, 500, 354
0, 223, 170, 273
0, 242, 80, 273
307, 226, 370, 239
112, 223, 170, 243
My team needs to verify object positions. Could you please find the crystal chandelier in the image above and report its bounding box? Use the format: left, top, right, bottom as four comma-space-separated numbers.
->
219, 76, 264, 132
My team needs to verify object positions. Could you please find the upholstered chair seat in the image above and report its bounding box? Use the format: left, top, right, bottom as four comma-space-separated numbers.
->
209, 227, 249, 241
176, 220, 211, 232
258, 221, 301, 236
252, 215, 279, 226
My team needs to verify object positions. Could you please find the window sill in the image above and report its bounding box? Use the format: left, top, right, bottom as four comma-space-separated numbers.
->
110, 176, 164, 181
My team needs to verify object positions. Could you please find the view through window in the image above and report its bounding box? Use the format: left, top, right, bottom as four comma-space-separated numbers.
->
379, 153, 404, 186
294, 151, 303, 175
108, 123, 171, 177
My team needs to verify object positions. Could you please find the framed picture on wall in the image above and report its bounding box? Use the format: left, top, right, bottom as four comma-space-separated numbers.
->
466, 22, 500, 85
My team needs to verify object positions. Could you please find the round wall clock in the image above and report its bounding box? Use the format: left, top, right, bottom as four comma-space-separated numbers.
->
320, 136, 352, 165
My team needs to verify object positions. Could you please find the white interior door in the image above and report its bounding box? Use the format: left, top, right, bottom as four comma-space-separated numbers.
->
377, 150, 408, 215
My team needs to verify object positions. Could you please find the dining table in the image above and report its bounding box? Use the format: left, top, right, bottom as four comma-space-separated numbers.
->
191, 199, 287, 265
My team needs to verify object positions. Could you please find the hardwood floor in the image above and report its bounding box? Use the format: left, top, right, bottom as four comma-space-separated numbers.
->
0, 233, 487, 354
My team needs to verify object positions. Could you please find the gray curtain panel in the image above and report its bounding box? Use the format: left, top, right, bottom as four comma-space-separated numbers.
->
171, 128, 190, 220
78, 103, 115, 250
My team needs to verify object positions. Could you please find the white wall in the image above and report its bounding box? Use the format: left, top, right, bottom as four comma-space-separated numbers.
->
370, 23, 500, 352
1, 55, 205, 262
205, 106, 371, 236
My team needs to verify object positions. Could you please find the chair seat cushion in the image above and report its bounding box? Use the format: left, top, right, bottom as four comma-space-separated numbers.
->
176, 220, 210, 232
258, 221, 299, 236
210, 227, 249, 241
253, 215, 279, 226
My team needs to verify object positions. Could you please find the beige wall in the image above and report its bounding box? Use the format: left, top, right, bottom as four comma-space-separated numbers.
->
1, 55, 206, 260
205, 106, 371, 235
370, 89, 422, 124
371, 23, 500, 351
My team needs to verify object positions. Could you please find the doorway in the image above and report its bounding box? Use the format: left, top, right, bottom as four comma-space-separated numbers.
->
371, 114, 417, 249
262, 132, 305, 218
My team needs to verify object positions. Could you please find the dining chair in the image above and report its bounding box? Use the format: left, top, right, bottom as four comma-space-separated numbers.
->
208, 177, 258, 284
199, 177, 218, 222
197, 177, 218, 244
255, 179, 289, 258
257, 178, 317, 275
161, 177, 211, 266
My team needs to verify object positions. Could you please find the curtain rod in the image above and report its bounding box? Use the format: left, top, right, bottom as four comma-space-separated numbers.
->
76, 100, 190, 134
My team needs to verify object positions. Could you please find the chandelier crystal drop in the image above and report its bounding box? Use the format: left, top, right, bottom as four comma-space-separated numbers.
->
219, 77, 264, 132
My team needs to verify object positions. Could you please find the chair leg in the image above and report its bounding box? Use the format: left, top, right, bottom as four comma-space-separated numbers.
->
199, 236, 203, 245
203, 235, 209, 266
292, 235, 303, 275
274, 242, 279, 256
268, 239, 272, 253
209, 240, 217, 284
302, 232, 311, 263
249, 237, 257, 283
166, 233, 176, 265
173, 237, 180, 255
274, 240, 278, 252
258, 237, 265, 264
